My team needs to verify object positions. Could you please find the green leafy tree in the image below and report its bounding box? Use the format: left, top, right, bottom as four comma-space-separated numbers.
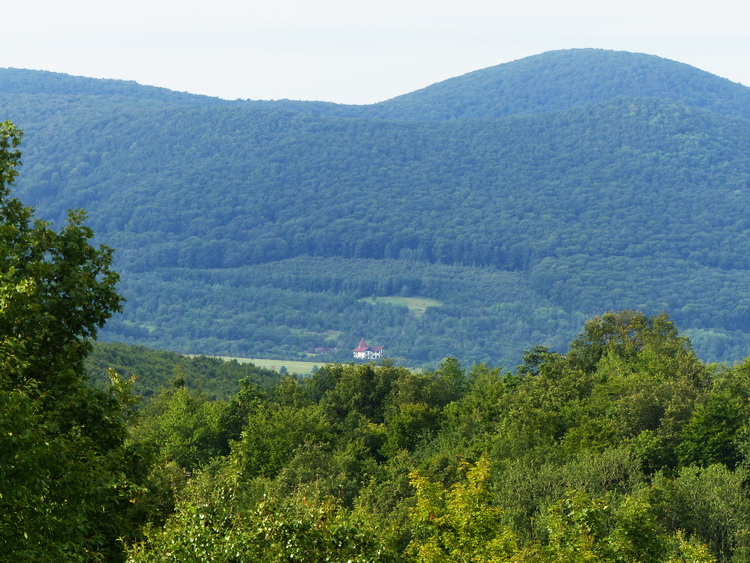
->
520, 490, 715, 562
406, 456, 518, 562
318, 362, 406, 424
237, 402, 334, 479
128, 463, 397, 562
649, 464, 750, 561
0, 122, 140, 561
677, 392, 745, 469
567, 311, 702, 379
130, 384, 225, 471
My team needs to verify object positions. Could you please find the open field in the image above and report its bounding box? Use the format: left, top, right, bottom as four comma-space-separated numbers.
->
360, 296, 443, 317
211, 356, 323, 375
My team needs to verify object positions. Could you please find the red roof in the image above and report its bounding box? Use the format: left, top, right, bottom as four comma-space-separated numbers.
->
353, 338, 383, 353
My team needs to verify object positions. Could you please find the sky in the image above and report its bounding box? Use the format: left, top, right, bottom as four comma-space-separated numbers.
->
3, 0, 749, 105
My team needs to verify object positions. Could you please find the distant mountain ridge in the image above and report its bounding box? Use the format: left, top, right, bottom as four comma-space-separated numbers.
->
365, 49, 750, 120
6, 49, 749, 119
246, 49, 750, 121
1, 50, 749, 367
0, 67, 227, 106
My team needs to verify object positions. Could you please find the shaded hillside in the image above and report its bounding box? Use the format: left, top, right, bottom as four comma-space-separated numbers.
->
363, 49, 750, 120
106, 257, 582, 366
0, 67, 231, 106
254, 49, 750, 121
7, 49, 750, 120
1, 50, 750, 366
85, 342, 282, 400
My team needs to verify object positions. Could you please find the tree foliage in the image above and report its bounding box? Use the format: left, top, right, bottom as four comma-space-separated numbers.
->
0, 122, 141, 561
122, 311, 750, 562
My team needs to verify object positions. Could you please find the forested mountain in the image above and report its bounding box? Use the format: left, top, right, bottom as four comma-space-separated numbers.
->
1, 48, 750, 366
7, 57, 750, 561
280, 49, 750, 121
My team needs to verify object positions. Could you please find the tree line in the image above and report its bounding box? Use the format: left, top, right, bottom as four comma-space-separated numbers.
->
1, 124, 748, 560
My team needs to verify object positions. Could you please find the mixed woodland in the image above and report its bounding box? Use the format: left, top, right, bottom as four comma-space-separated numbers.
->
1, 49, 750, 366
0, 119, 748, 561
2, 126, 750, 558
6, 49, 750, 561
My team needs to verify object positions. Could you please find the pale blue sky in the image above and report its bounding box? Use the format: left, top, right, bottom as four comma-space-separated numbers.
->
3, 0, 748, 104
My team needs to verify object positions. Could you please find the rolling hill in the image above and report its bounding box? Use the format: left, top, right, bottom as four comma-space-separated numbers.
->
1, 48, 749, 367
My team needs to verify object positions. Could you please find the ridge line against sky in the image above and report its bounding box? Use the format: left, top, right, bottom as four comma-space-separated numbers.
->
3, 0, 748, 105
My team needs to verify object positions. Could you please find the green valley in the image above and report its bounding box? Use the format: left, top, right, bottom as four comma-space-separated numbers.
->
2, 49, 750, 368
5, 109, 750, 559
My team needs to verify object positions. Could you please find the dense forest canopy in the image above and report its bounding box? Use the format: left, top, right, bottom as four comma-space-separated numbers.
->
3, 124, 750, 560
0, 121, 137, 560
1, 49, 750, 367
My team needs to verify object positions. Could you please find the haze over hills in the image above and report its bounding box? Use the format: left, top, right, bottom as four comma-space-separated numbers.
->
1, 48, 750, 367
271, 49, 750, 121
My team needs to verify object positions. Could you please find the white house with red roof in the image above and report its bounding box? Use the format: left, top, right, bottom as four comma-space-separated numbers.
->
353, 338, 384, 360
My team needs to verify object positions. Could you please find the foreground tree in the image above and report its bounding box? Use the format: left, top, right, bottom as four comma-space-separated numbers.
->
0, 122, 142, 561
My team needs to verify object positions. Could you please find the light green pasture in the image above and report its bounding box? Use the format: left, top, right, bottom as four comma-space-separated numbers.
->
361, 296, 443, 317
213, 356, 322, 375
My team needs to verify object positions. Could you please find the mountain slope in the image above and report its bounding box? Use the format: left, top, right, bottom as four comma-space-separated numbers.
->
365, 49, 750, 120
0, 67, 230, 106
1, 50, 750, 366
8, 49, 748, 120
252, 49, 750, 121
